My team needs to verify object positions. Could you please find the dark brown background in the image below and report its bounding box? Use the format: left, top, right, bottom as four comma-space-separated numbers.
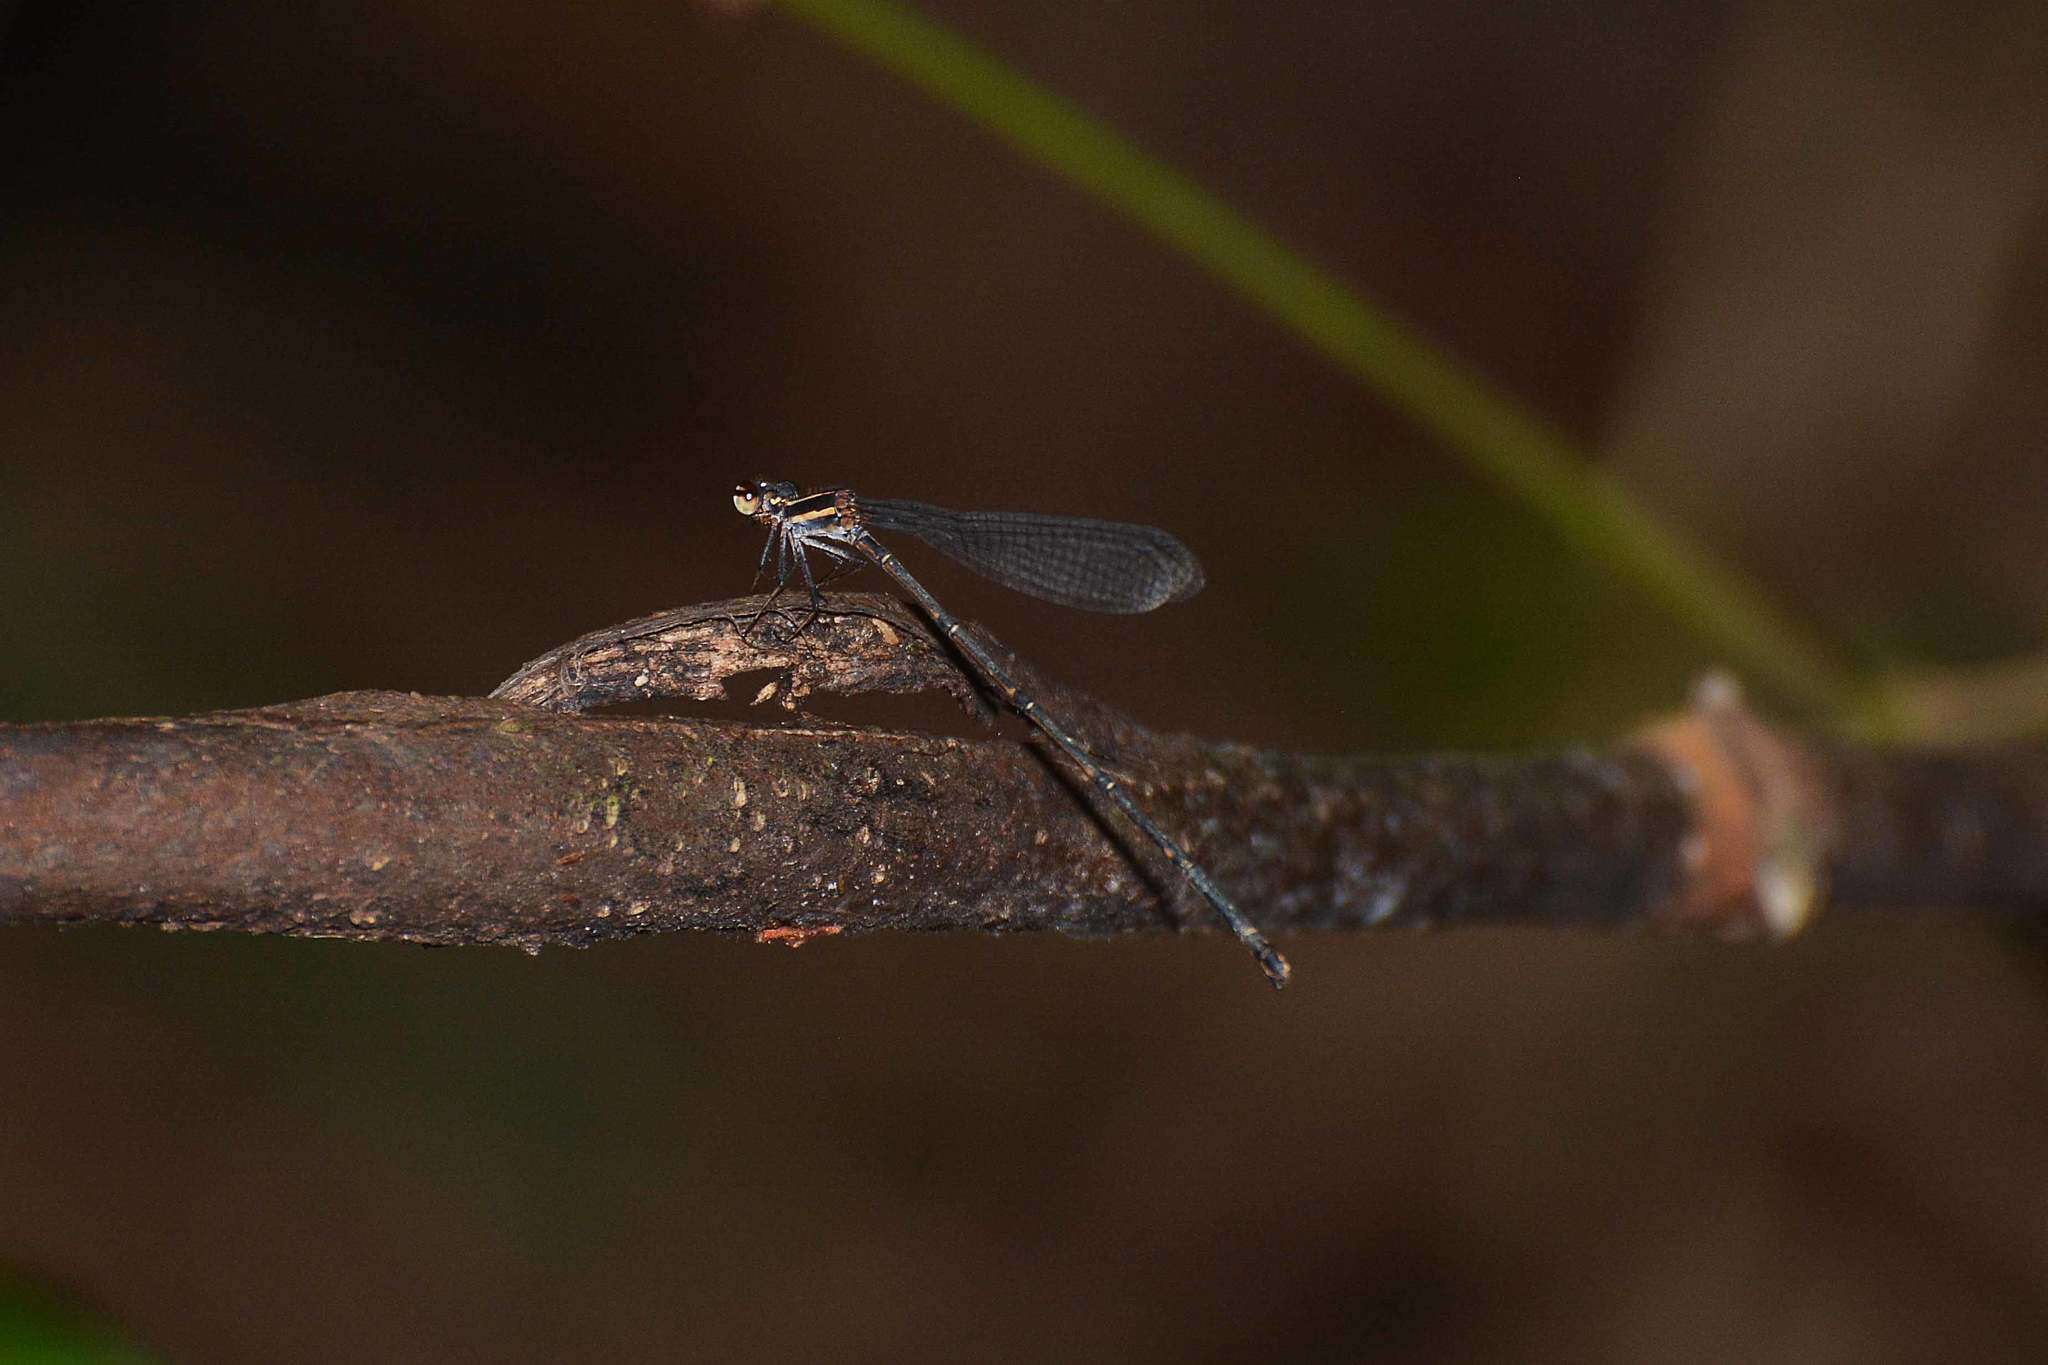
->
3, 2, 2046, 1360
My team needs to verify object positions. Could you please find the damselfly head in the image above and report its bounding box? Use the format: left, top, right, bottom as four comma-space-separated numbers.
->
732, 480, 798, 520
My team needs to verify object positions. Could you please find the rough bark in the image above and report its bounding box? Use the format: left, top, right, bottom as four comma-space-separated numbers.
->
0, 595, 2041, 954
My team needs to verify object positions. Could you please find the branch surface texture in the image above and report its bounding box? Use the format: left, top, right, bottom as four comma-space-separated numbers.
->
2, 595, 2042, 952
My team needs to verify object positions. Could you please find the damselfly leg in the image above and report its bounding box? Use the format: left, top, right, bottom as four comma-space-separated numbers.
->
739, 526, 801, 644
741, 525, 865, 644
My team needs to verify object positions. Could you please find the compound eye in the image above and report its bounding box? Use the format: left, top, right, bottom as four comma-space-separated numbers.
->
732, 483, 762, 516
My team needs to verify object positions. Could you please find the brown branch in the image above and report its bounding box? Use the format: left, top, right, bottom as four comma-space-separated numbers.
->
1, 596, 2043, 954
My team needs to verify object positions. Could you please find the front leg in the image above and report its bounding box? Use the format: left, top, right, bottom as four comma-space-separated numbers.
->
741, 527, 802, 644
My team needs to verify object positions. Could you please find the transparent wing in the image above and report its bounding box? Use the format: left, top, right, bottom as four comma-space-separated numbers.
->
860, 497, 1205, 614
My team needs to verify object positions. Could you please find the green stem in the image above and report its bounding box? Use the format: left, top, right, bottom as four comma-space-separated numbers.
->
777, 0, 1867, 718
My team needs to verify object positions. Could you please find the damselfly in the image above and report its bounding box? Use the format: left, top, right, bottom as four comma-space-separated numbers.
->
732, 480, 1290, 987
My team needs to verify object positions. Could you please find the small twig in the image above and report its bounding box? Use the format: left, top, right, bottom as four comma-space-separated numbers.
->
1, 597, 2043, 954
1870, 653, 2048, 744
490, 592, 986, 718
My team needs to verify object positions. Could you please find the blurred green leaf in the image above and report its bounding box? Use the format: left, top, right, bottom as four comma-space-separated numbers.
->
0, 1270, 157, 1365
780, 0, 1870, 723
